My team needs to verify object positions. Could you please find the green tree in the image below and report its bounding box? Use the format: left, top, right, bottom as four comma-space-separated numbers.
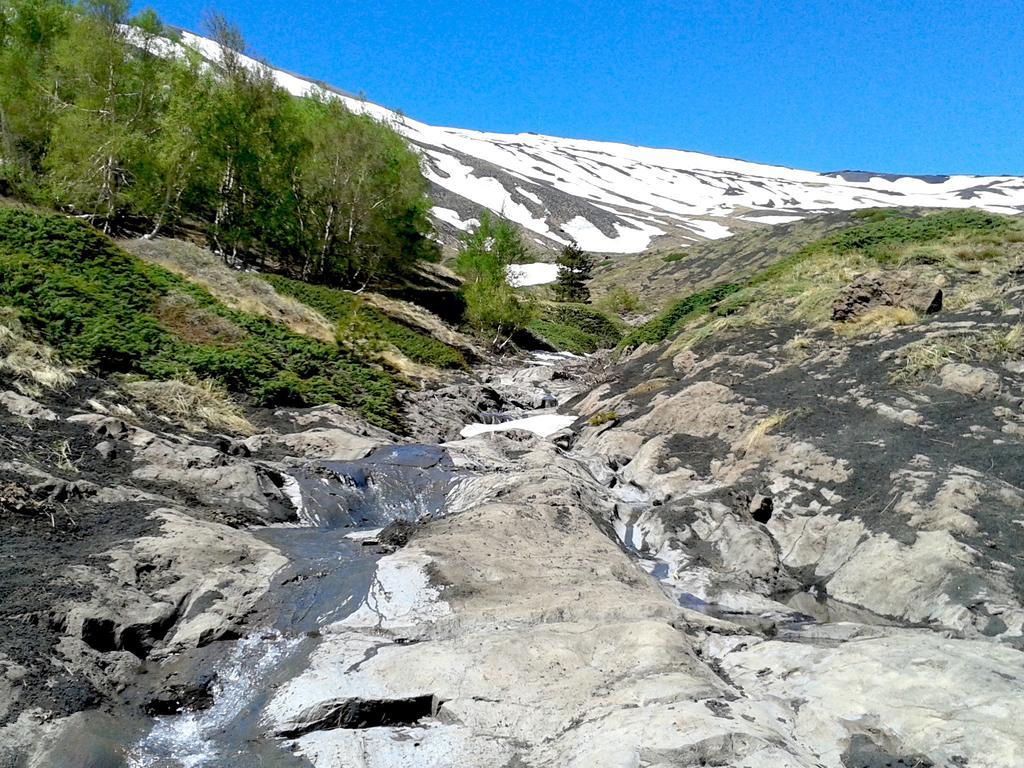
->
286, 94, 435, 287
553, 240, 594, 303
42, 0, 166, 229
196, 15, 301, 264
136, 48, 217, 235
456, 211, 535, 348
0, 0, 69, 195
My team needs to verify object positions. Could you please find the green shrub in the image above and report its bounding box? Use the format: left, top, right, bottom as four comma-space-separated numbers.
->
621, 283, 741, 348
262, 274, 466, 369
528, 303, 621, 354
599, 286, 640, 315
0, 209, 402, 429
587, 411, 618, 427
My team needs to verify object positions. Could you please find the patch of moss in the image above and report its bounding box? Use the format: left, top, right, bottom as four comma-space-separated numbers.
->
587, 411, 618, 427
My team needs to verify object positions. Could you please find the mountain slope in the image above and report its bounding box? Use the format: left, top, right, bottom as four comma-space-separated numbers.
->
173, 31, 1024, 257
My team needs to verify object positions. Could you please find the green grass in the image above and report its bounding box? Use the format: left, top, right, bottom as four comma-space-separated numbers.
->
0, 208, 402, 429
261, 274, 467, 370
527, 303, 622, 354
621, 283, 741, 348
752, 209, 1013, 284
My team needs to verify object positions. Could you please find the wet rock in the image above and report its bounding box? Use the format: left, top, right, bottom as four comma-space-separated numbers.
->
65, 507, 287, 669
832, 271, 942, 322
142, 671, 217, 715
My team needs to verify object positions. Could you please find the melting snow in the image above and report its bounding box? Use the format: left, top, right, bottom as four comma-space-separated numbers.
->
507, 262, 559, 287
460, 414, 575, 439
431, 206, 478, 231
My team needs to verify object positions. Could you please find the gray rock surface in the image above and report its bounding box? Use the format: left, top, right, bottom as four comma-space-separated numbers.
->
832, 270, 943, 321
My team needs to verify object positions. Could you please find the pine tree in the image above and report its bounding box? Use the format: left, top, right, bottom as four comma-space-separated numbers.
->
554, 240, 594, 303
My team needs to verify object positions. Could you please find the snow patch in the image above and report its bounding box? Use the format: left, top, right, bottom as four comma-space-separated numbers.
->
430, 206, 477, 231
460, 414, 575, 439
506, 262, 559, 287
561, 216, 664, 254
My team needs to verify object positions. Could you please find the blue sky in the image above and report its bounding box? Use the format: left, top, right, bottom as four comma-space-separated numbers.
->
135, 0, 1024, 175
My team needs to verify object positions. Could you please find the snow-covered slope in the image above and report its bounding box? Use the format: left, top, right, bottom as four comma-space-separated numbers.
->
178, 31, 1024, 255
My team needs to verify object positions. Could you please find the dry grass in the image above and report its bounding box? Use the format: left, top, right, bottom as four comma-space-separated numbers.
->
153, 293, 248, 347
50, 439, 79, 474
122, 238, 335, 342
627, 378, 671, 396
891, 325, 1024, 384
783, 333, 814, 361
744, 409, 792, 451
0, 308, 80, 397
834, 306, 919, 337
123, 378, 255, 434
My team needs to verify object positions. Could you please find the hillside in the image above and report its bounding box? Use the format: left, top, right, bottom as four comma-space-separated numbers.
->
170, 30, 1024, 257
3, 8, 1024, 768
2, 206, 1024, 767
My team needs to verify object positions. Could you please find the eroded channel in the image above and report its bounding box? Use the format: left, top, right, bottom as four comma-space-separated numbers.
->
85, 445, 463, 768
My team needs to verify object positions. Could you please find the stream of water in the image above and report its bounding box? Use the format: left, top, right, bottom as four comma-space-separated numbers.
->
117, 445, 458, 768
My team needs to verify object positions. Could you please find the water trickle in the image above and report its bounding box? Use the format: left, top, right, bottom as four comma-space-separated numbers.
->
124, 445, 460, 767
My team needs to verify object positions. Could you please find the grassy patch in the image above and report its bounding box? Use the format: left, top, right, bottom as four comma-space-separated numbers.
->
633, 210, 1024, 352
261, 274, 467, 370
891, 325, 1024, 384
0, 209, 402, 429
123, 378, 255, 435
527, 303, 622, 354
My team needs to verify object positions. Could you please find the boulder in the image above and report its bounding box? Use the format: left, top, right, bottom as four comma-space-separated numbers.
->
939, 362, 1001, 397
832, 271, 942, 322
0, 391, 57, 421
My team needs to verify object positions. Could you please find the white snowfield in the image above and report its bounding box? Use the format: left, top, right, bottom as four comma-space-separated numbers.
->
170, 31, 1024, 254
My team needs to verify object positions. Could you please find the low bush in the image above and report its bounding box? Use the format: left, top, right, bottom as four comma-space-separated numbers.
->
528, 303, 622, 354
0, 209, 402, 429
621, 284, 741, 348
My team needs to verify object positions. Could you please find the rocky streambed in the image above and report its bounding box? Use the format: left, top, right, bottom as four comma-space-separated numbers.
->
2, 325, 1024, 767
